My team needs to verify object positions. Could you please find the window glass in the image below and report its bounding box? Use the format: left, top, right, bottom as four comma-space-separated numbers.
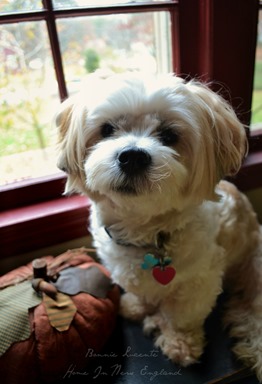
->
53, 0, 168, 9
0, 22, 60, 185
57, 12, 172, 95
0, 0, 43, 12
0, 10, 172, 186
251, 10, 262, 131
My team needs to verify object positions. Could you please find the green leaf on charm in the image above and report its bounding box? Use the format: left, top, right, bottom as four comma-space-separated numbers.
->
163, 257, 172, 266
141, 253, 159, 270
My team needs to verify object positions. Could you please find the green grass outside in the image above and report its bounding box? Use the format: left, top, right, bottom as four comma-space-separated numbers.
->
0, 103, 52, 156
251, 60, 262, 127
251, 90, 262, 125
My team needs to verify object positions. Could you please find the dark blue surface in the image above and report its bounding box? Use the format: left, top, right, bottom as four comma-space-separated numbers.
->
57, 294, 259, 384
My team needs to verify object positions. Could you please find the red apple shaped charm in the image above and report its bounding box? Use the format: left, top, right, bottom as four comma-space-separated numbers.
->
152, 266, 176, 285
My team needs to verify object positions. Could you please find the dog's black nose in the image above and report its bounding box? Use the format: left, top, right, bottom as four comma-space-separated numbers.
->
117, 147, 151, 175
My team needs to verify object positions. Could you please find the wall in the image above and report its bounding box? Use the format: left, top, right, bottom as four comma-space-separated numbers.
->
246, 188, 262, 222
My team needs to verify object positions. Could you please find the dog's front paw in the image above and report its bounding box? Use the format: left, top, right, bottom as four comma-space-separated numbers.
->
119, 292, 151, 321
143, 313, 165, 336
155, 329, 205, 367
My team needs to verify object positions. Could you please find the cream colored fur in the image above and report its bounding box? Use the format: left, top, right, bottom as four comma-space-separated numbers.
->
56, 74, 262, 381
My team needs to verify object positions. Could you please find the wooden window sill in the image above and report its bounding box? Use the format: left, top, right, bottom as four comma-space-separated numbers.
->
0, 151, 261, 260
0, 195, 90, 259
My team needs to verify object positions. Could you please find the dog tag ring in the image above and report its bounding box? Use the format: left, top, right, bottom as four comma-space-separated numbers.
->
141, 232, 176, 285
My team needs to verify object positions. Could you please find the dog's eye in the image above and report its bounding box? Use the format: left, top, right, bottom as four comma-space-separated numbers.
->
101, 123, 115, 138
159, 128, 179, 146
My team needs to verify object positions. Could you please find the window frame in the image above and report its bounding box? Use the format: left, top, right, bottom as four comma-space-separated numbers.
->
0, 0, 261, 260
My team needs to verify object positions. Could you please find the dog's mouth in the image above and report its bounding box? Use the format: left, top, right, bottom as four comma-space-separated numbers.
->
112, 176, 149, 195
114, 183, 137, 195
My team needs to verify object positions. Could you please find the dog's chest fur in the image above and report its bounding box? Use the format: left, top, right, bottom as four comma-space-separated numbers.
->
90, 194, 230, 303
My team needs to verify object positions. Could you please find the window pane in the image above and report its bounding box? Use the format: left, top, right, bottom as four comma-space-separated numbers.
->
0, 0, 42, 12
57, 12, 172, 95
0, 22, 60, 186
53, 0, 168, 9
251, 10, 262, 131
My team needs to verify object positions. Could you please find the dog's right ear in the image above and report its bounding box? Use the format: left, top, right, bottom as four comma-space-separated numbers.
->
56, 98, 73, 138
55, 96, 88, 194
55, 96, 75, 174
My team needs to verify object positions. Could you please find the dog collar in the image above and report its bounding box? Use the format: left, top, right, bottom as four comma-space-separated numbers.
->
104, 227, 176, 285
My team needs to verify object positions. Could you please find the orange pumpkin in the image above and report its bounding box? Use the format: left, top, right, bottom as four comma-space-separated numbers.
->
0, 248, 120, 384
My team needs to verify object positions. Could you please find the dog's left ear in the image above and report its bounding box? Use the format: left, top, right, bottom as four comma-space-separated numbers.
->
187, 81, 247, 179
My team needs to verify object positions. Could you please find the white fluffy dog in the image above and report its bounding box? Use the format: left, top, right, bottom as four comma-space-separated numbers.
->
56, 74, 262, 380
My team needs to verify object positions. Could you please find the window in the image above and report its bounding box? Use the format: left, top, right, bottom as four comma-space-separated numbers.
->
0, 1, 175, 186
252, 6, 262, 133
0, 20, 60, 185
0, 0, 261, 259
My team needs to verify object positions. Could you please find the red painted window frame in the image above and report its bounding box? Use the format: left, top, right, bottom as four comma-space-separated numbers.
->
0, 0, 261, 261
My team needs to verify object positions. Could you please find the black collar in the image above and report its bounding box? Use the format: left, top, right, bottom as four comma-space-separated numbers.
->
104, 227, 170, 251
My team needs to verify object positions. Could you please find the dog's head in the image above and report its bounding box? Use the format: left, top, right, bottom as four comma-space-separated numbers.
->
56, 74, 247, 213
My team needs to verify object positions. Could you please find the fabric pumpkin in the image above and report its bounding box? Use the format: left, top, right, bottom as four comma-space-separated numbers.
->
0, 248, 120, 384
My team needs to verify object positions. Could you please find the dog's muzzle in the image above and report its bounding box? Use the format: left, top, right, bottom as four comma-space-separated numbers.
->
117, 146, 152, 176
